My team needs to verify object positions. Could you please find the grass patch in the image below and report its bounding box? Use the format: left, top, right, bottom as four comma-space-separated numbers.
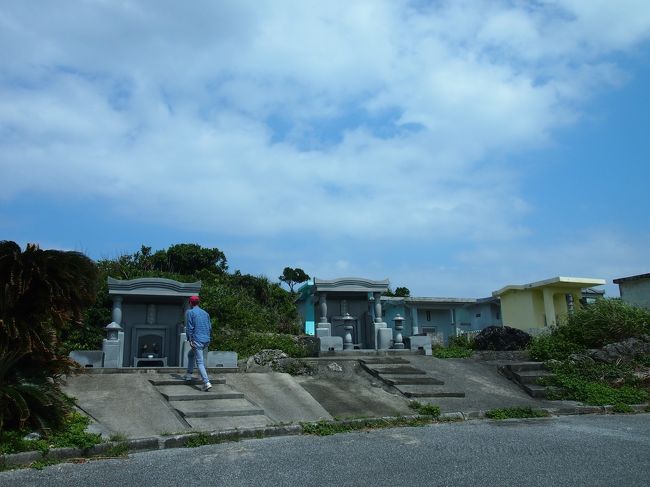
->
408, 401, 441, 417
611, 403, 635, 414
485, 407, 550, 420
0, 411, 102, 455
544, 361, 649, 406
432, 346, 473, 359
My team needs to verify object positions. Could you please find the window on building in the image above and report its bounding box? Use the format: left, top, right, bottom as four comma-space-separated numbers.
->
426, 310, 431, 321
475, 313, 481, 318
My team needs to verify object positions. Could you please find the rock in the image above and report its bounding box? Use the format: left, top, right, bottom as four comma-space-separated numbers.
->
473, 326, 532, 351
272, 358, 316, 376
588, 337, 650, 364
23, 432, 41, 441
632, 368, 650, 386
244, 349, 288, 372
327, 362, 343, 372
253, 349, 288, 366
568, 353, 595, 366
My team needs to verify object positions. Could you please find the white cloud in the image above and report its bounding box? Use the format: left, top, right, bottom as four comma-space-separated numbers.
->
1, 0, 650, 246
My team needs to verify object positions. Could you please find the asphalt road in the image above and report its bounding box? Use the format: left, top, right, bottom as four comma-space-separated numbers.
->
2, 414, 649, 487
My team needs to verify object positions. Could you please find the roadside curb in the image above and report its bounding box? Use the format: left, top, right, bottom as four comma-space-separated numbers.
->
2, 404, 648, 468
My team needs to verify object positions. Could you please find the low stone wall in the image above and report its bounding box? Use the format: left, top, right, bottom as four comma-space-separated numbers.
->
471, 350, 531, 361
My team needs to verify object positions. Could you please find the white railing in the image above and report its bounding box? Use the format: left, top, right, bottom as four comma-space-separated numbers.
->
455, 328, 481, 339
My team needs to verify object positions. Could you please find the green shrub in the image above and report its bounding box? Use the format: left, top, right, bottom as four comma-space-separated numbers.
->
528, 333, 585, 362
528, 299, 650, 362
448, 334, 474, 349
432, 346, 473, 359
556, 299, 650, 350
214, 330, 308, 359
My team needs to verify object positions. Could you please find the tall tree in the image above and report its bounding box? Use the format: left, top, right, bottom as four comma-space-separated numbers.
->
394, 286, 411, 297
279, 267, 310, 292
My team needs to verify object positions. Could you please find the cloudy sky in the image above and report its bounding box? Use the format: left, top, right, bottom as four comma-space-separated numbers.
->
1, 0, 649, 297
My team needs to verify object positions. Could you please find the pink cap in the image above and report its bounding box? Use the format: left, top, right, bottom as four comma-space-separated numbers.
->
189, 295, 200, 305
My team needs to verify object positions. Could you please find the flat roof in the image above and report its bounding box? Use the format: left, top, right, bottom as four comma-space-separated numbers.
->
613, 272, 650, 284
492, 276, 606, 297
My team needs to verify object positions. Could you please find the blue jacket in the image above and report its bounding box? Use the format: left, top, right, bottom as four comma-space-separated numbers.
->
185, 306, 212, 343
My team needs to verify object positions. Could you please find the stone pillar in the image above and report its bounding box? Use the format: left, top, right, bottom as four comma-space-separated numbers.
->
316, 293, 331, 337
372, 292, 389, 350
392, 314, 405, 349
566, 293, 574, 314
542, 288, 556, 327
374, 292, 383, 323
112, 296, 123, 325
146, 304, 157, 325
410, 306, 419, 335
103, 322, 123, 368
342, 313, 355, 350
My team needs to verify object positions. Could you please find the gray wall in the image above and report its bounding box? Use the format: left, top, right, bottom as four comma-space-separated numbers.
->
619, 279, 650, 309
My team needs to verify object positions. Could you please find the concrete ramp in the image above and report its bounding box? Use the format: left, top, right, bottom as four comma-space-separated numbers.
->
62, 373, 189, 439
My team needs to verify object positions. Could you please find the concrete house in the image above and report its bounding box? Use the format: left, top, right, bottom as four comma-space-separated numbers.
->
296, 278, 502, 346
382, 296, 502, 344
613, 272, 650, 309
492, 276, 606, 334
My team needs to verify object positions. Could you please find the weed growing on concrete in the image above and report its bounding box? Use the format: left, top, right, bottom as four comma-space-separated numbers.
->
408, 401, 441, 417
29, 459, 58, 470
105, 442, 129, 457
108, 433, 127, 442
185, 433, 212, 448
485, 407, 549, 420
301, 417, 435, 436
611, 403, 634, 414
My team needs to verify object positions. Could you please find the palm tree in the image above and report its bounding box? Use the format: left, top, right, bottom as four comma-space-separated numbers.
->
0, 241, 98, 433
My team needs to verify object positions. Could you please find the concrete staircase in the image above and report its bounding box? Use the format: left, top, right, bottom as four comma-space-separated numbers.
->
359, 358, 465, 398
498, 362, 560, 399
150, 375, 269, 431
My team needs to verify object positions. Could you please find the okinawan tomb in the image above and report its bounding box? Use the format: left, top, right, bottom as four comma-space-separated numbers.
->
103, 277, 201, 367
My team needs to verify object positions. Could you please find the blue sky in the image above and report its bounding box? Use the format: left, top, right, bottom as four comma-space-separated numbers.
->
1, 0, 649, 298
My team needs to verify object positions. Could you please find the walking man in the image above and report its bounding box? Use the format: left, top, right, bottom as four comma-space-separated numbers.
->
184, 295, 212, 391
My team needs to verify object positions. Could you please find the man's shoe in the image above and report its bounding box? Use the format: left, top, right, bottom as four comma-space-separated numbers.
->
183, 374, 193, 381
202, 382, 212, 392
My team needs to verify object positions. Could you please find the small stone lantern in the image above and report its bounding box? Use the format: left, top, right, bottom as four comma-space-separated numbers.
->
392, 314, 405, 349
105, 321, 122, 341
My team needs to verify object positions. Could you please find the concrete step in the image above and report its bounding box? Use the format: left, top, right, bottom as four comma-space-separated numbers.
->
382, 376, 445, 386
364, 365, 428, 376
170, 398, 264, 418
522, 384, 550, 399
157, 384, 244, 401
504, 362, 547, 372
185, 414, 272, 431
395, 385, 465, 398
512, 370, 555, 385
359, 358, 411, 365
150, 377, 227, 386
